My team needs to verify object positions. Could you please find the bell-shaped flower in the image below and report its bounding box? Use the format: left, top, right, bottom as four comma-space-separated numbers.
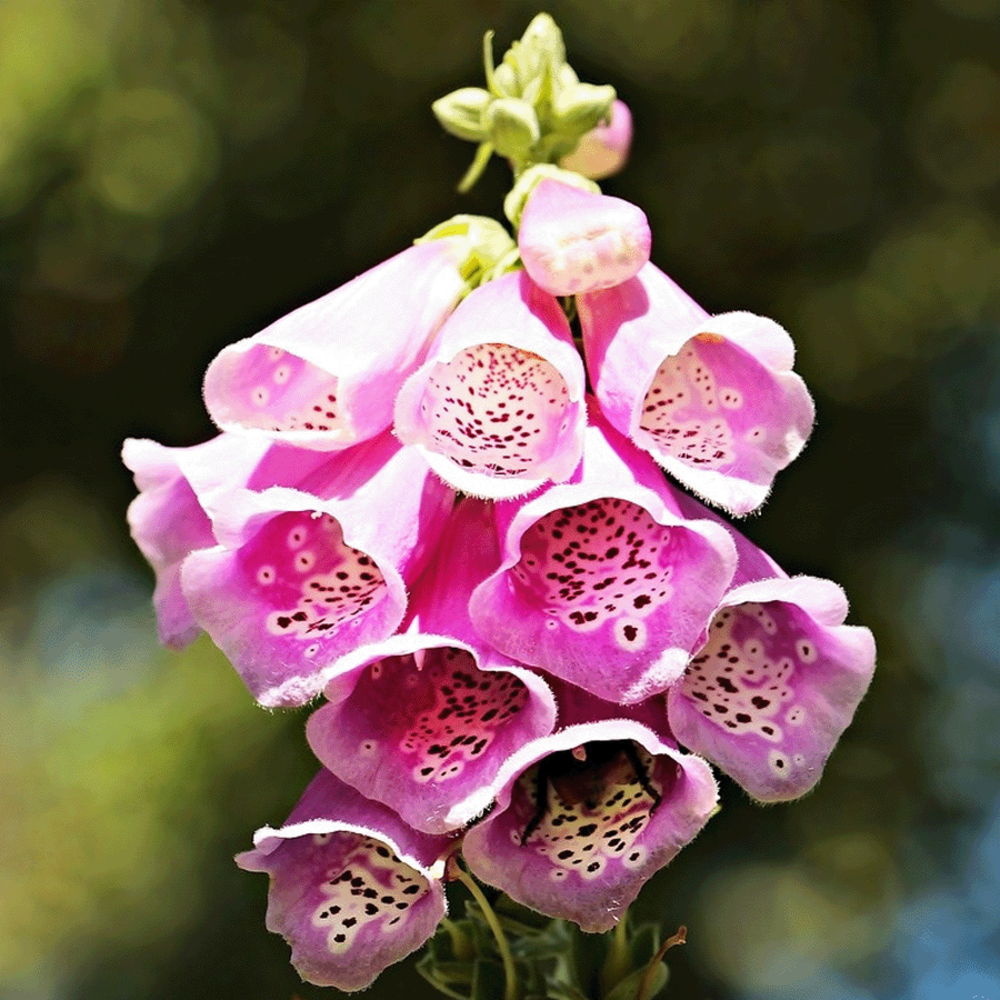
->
306, 498, 557, 834
517, 178, 651, 296
236, 769, 452, 992
180, 432, 455, 707
203, 238, 468, 452
461, 683, 717, 932
559, 98, 633, 180
469, 405, 737, 704
666, 492, 877, 801
394, 270, 586, 499
122, 432, 307, 648
579, 264, 815, 515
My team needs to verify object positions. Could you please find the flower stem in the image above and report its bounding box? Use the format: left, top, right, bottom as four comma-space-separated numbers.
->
599, 914, 631, 997
454, 863, 518, 1000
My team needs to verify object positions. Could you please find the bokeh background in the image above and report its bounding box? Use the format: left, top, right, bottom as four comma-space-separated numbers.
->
2, 1, 999, 998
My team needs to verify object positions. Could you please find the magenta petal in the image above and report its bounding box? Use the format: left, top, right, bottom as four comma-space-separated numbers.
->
462, 718, 717, 932
204, 240, 466, 451
668, 574, 876, 802
236, 770, 451, 992
181, 434, 454, 706
394, 270, 586, 499
580, 264, 815, 514
560, 99, 633, 180
122, 434, 278, 647
469, 408, 737, 703
518, 179, 651, 296
307, 499, 556, 833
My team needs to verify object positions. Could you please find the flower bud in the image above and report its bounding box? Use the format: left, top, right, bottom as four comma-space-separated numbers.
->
553, 82, 617, 137
560, 99, 633, 180
485, 97, 540, 160
431, 87, 491, 142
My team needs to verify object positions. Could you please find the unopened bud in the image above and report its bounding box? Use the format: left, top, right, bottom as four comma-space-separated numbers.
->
432, 87, 492, 142
553, 83, 617, 137
560, 99, 633, 180
485, 97, 540, 160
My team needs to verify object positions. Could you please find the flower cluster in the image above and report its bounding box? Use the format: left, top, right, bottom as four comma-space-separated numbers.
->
124, 14, 875, 995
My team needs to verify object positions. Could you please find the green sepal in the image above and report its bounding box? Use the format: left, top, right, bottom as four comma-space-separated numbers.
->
415, 213, 516, 289
603, 962, 668, 1000
433, 87, 492, 142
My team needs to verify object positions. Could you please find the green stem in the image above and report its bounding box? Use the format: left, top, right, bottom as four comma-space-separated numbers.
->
454, 863, 518, 1000
599, 915, 631, 998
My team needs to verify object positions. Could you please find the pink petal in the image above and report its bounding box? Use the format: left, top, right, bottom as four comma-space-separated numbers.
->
122, 434, 278, 647
462, 712, 717, 932
668, 574, 876, 802
559, 99, 633, 180
307, 498, 556, 833
236, 770, 451, 991
579, 264, 815, 515
469, 406, 737, 703
180, 433, 454, 707
394, 270, 586, 499
517, 179, 651, 296
204, 240, 467, 451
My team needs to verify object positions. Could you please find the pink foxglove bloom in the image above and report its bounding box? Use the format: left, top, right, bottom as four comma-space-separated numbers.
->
236, 769, 452, 992
517, 178, 651, 296
462, 684, 717, 932
469, 406, 737, 704
394, 270, 586, 499
559, 99, 633, 180
203, 239, 468, 452
579, 263, 815, 515
122, 433, 314, 648
181, 433, 454, 707
666, 493, 877, 801
307, 498, 557, 834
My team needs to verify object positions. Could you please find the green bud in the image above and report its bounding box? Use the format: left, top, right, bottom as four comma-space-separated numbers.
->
432, 87, 491, 142
519, 13, 566, 72
492, 60, 518, 97
503, 163, 599, 229
485, 97, 540, 160
416, 214, 516, 289
553, 82, 617, 137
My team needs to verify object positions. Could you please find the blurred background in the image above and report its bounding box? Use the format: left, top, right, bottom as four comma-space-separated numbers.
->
2, 0, 998, 998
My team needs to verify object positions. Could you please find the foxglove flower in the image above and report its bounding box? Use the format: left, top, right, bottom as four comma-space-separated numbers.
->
666, 493, 877, 801
560, 99, 633, 180
579, 263, 815, 515
517, 178, 651, 296
203, 239, 468, 451
181, 432, 454, 707
122, 433, 313, 648
236, 769, 452, 991
469, 406, 737, 704
307, 498, 557, 834
394, 270, 586, 499
462, 683, 717, 932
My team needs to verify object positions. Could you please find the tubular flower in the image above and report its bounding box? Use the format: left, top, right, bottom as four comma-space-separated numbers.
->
180, 433, 455, 707
665, 495, 877, 801
469, 405, 737, 704
236, 769, 452, 993
122, 433, 311, 648
203, 238, 468, 452
306, 498, 557, 834
559, 98, 633, 180
461, 684, 718, 932
579, 263, 815, 515
517, 178, 651, 296
394, 269, 586, 499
